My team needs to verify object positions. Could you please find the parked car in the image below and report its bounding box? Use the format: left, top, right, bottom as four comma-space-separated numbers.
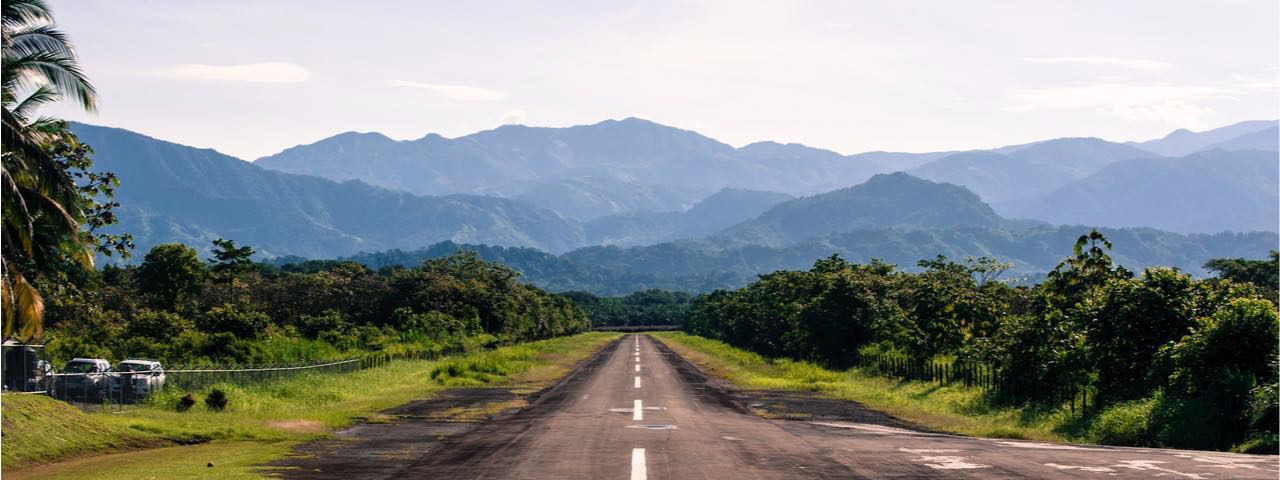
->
109, 359, 166, 401
55, 358, 112, 401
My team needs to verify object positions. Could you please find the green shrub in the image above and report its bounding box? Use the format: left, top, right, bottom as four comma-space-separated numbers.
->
205, 389, 228, 411
1090, 399, 1155, 446
177, 394, 196, 412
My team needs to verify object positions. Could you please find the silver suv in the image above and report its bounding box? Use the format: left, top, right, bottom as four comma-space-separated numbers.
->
109, 359, 166, 401
55, 358, 112, 401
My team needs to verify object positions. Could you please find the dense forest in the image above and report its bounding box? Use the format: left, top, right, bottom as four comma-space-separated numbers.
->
562, 290, 692, 327
42, 242, 589, 366
682, 231, 1279, 452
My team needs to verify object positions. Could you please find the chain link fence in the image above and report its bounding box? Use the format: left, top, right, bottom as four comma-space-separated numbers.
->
9, 339, 476, 413
45, 359, 364, 413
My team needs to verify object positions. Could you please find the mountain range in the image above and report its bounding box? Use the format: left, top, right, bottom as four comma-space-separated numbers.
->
253, 117, 1277, 235
74, 119, 1277, 293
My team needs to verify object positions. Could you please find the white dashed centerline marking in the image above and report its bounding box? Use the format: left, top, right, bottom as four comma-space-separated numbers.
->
635, 376, 642, 389
635, 364, 640, 372
635, 357, 639, 363
631, 448, 646, 480
633, 400, 643, 421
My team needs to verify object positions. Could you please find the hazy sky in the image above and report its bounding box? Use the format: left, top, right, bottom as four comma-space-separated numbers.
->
46, 0, 1279, 160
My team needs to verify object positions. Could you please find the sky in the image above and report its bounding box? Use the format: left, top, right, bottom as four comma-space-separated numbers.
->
45, 0, 1280, 160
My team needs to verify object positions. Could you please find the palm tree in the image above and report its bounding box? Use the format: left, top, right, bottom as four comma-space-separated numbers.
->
1, 0, 97, 341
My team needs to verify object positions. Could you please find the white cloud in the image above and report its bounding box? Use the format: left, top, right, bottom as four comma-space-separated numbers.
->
1097, 100, 1217, 127
499, 108, 527, 125
164, 62, 312, 83
388, 80, 506, 102
1001, 83, 1238, 126
1021, 56, 1175, 71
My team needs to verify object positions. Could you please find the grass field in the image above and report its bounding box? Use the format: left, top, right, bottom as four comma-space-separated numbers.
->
0, 394, 164, 469
650, 331, 1090, 443
4, 332, 619, 478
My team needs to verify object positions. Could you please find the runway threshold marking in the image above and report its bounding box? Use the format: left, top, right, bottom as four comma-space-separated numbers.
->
631, 448, 646, 480
635, 376, 642, 388
634, 400, 643, 421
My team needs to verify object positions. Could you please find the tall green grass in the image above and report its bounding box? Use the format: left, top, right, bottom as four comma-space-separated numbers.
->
652, 332, 1101, 443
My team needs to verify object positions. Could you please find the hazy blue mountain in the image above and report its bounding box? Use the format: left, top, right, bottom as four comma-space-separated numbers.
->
514, 175, 704, 221
583, 188, 794, 246
1001, 149, 1279, 234
847, 150, 955, 171
1130, 120, 1278, 156
910, 138, 1155, 203
256, 118, 740, 196
255, 118, 886, 215
72, 123, 586, 259
1201, 127, 1278, 152
730, 141, 886, 194
713, 173, 1002, 247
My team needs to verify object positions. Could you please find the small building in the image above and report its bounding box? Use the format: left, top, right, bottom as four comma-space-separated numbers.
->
2, 339, 51, 393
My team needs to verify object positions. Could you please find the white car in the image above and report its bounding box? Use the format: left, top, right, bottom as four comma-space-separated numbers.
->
109, 359, 166, 400
56, 358, 112, 400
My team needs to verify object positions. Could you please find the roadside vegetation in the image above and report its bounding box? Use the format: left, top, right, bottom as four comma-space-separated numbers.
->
4, 332, 618, 476
43, 245, 590, 367
673, 234, 1278, 453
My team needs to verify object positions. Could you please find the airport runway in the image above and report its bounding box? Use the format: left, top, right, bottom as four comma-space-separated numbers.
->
285, 335, 1280, 479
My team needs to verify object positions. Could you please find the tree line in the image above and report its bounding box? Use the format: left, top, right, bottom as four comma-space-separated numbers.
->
683, 232, 1278, 452
562, 289, 692, 327
43, 241, 589, 366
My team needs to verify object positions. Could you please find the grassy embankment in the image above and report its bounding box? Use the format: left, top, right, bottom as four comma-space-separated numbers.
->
3, 332, 620, 479
651, 331, 1106, 444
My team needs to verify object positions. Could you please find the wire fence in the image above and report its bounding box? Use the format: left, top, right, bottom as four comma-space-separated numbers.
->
30, 344, 472, 413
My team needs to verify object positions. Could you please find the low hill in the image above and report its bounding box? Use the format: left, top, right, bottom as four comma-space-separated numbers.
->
584, 188, 794, 246
713, 173, 1002, 247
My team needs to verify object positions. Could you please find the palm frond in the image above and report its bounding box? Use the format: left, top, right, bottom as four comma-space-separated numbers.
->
2, 49, 96, 112
12, 84, 56, 120
1, 0, 54, 33
1, 264, 45, 342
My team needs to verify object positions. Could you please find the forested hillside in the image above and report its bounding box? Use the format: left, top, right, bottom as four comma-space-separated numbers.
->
713, 173, 1004, 247
584, 188, 794, 246
1003, 149, 1280, 233
72, 123, 587, 257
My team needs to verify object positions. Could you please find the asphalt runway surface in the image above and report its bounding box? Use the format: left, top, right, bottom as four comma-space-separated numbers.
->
274, 334, 1280, 479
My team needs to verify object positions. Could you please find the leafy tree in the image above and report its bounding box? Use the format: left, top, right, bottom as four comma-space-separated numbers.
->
199, 304, 270, 339
136, 244, 206, 311
1204, 252, 1279, 303
1, 0, 130, 340
1086, 268, 1198, 401
1151, 298, 1280, 450
123, 308, 195, 343
208, 238, 253, 303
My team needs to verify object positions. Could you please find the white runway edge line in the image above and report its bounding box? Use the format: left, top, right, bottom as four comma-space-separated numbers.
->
634, 400, 643, 421
635, 376, 642, 389
631, 448, 647, 480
